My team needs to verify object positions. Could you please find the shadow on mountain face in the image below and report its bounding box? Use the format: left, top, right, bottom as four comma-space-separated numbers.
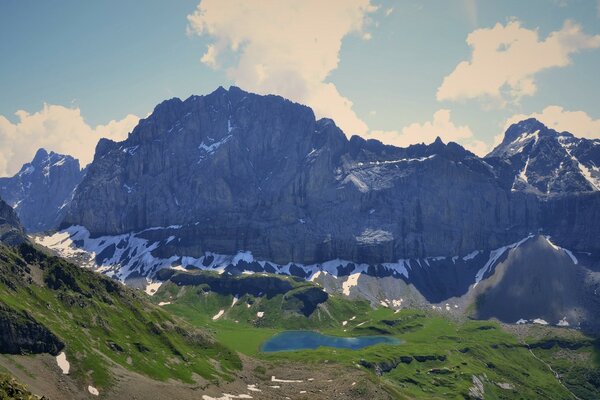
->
473, 235, 600, 332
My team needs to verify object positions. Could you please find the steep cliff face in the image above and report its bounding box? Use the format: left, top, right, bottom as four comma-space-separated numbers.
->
0, 198, 26, 245
0, 149, 83, 232
63, 87, 544, 265
0, 303, 64, 355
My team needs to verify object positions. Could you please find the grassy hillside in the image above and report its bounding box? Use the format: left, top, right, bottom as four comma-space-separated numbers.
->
154, 270, 596, 399
515, 325, 600, 399
0, 243, 240, 394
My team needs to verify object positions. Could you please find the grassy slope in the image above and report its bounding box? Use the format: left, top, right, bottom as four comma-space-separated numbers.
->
0, 243, 241, 392
153, 274, 588, 399
519, 325, 600, 399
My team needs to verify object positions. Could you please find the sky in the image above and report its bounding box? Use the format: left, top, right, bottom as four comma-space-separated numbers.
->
1, 0, 599, 176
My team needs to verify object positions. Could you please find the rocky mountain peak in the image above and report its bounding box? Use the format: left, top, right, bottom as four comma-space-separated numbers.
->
0, 149, 84, 232
486, 118, 600, 195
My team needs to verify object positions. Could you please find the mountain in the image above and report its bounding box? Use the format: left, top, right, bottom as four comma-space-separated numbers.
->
27, 86, 596, 329
487, 118, 600, 195
57, 88, 598, 258
472, 235, 600, 328
0, 148, 84, 232
0, 197, 26, 245
63, 86, 544, 265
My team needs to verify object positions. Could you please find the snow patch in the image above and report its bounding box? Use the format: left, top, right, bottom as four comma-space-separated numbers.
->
557, 317, 570, 327
533, 318, 549, 325
463, 250, 480, 261
88, 386, 99, 396
198, 135, 233, 162
145, 282, 162, 296
56, 352, 70, 374
342, 273, 360, 296
212, 310, 225, 320
355, 228, 393, 245
271, 376, 303, 383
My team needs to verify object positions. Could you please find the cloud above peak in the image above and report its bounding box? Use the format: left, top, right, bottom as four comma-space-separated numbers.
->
0, 105, 139, 176
437, 19, 600, 105
187, 0, 377, 136
504, 106, 600, 139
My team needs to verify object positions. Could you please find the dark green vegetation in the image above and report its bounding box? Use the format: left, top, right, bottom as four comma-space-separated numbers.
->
154, 270, 600, 399
517, 325, 600, 400
0, 243, 240, 392
0, 373, 39, 400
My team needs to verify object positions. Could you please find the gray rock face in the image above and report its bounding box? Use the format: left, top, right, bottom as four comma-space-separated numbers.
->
0, 149, 84, 232
64, 86, 553, 265
487, 118, 600, 194
0, 198, 25, 245
0, 302, 65, 356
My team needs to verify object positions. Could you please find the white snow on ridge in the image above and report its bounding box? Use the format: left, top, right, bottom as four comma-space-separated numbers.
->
544, 236, 578, 264
356, 155, 435, 167
40, 227, 579, 303
559, 138, 600, 191
474, 235, 533, 286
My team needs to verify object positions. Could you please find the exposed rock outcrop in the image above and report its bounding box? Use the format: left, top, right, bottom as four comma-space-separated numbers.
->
0, 149, 83, 232
0, 302, 64, 355
0, 198, 26, 245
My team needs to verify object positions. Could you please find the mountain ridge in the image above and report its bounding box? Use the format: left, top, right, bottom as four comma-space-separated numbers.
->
59, 87, 598, 266
0, 148, 84, 232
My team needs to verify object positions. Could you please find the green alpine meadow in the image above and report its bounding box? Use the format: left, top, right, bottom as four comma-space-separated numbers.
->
2, 1, 600, 398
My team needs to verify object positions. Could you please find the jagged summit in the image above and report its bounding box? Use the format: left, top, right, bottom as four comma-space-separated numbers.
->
62, 87, 541, 266
487, 118, 600, 194
0, 149, 84, 232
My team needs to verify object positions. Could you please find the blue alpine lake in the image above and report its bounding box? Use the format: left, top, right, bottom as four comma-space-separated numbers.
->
261, 330, 401, 352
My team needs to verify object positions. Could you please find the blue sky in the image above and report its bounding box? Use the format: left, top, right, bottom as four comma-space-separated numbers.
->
1, 0, 599, 175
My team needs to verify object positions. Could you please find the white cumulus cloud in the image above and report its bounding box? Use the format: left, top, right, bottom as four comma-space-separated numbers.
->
367, 109, 490, 156
437, 19, 600, 105
0, 104, 139, 176
504, 105, 600, 140
187, 0, 377, 136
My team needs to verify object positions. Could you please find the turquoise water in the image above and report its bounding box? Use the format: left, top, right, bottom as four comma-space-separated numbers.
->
261, 330, 401, 352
